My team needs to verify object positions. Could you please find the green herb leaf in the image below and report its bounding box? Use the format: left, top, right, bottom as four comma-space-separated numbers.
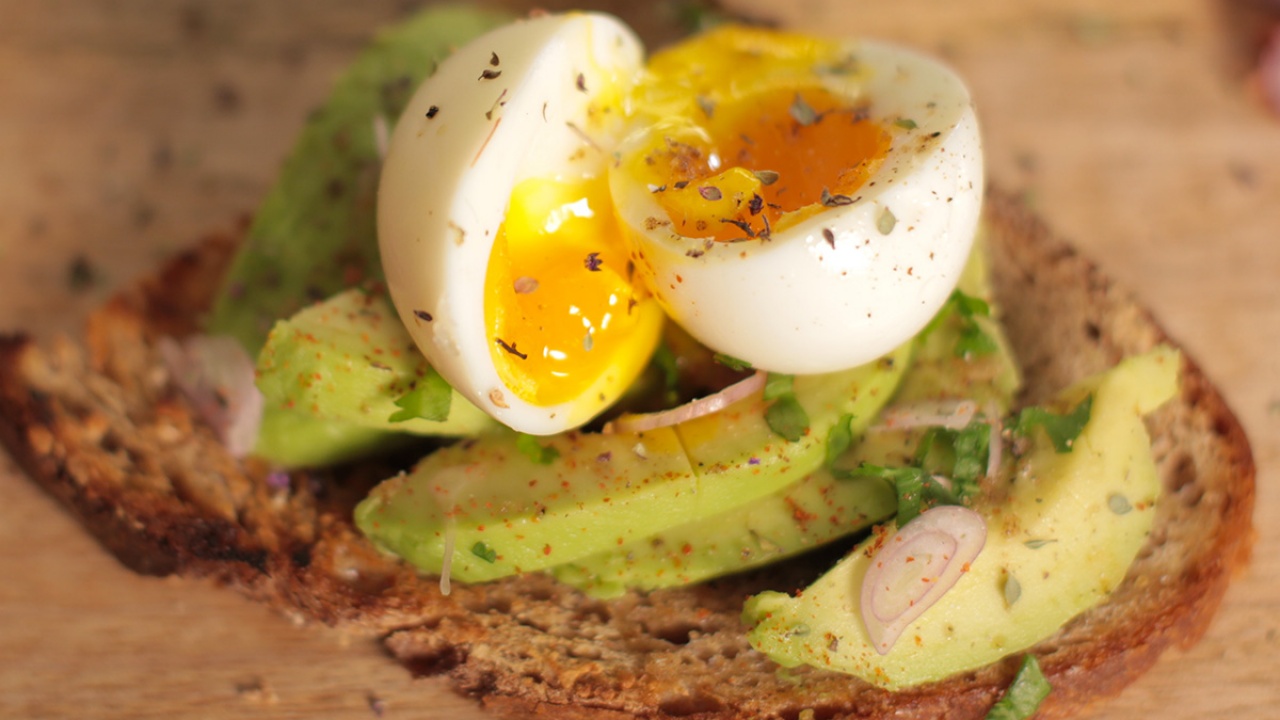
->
894, 117, 918, 130
1015, 394, 1093, 453
765, 395, 809, 442
917, 289, 997, 359
471, 541, 497, 563
911, 422, 988, 497
953, 290, 992, 318
957, 322, 1000, 357
789, 94, 818, 126
846, 460, 974, 525
713, 352, 752, 371
1108, 493, 1133, 515
1023, 538, 1057, 550
825, 414, 855, 468
388, 369, 452, 423
951, 421, 991, 487
877, 206, 897, 235
1003, 572, 1022, 607
516, 434, 561, 465
985, 655, 1051, 720
763, 373, 795, 401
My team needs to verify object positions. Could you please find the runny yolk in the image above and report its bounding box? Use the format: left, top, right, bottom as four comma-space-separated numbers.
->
485, 177, 657, 408
645, 86, 892, 242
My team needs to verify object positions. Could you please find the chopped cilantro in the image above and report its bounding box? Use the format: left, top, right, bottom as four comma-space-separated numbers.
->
851, 464, 957, 526
388, 369, 452, 423
516, 434, 560, 465
825, 413, 855, 467
765, 395, 809, 442
950, 421, 991, 486
1108, 493, 1133, 515
985, 655, 1051, 720
919, 290, 999, 358
471, 541, 497, 563
1015, 394, 1093, 452
763, 372, 794, 401
876, 206, 897, 235
1003, 571, 1022, 607
911, 420, 990, 497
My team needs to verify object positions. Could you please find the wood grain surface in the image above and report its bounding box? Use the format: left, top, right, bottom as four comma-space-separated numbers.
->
1, 0, 1277, 718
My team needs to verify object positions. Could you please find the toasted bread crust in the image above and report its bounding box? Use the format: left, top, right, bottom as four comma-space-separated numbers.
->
0, 189, 1255, 719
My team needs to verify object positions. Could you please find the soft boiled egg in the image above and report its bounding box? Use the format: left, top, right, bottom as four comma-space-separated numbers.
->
610, 26, 983, 374
378, 13, 663, 435
378, 13, 983, 434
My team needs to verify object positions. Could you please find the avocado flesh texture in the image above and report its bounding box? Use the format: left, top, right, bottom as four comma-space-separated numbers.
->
553, 240, 1020, 597
742, 347, 1180, 690
354, 345, 911, 583
200, 6, 510, 466
255, 288, 495, 436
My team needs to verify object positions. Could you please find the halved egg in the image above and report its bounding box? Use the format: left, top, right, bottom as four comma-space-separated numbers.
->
378, 13, 984, 433
378, 13, 663, 435
610, 26, 983, 374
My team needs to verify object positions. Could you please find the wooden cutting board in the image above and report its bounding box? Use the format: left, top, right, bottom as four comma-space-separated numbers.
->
1, 0, 1277, 717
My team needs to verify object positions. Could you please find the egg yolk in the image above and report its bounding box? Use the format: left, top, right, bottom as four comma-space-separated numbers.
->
485, 177, 660, 407
621, 25, 893, 242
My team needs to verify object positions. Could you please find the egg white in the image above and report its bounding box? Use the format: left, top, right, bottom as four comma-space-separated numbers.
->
378, 12, 645, 434
610, 40, 984, 375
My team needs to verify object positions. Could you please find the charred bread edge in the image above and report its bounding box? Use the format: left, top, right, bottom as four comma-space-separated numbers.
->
0, 188, 1256, 719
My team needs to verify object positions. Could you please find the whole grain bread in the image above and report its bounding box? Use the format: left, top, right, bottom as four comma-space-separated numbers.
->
0, 188, 1255, 719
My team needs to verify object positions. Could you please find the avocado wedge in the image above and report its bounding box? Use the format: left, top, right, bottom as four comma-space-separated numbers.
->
742, 347, 1179, 690
355, 346, 911, 583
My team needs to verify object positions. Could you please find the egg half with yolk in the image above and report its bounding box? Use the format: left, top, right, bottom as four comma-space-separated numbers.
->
610, 25, 983, 374
379, 13, 660, 435
378, 13, 983, 434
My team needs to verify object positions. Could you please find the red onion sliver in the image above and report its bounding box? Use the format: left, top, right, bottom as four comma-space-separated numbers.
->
861, 505, 986, 655
158, 334, 264, 458
609, 370, 766, 434
872, 399, 978, 432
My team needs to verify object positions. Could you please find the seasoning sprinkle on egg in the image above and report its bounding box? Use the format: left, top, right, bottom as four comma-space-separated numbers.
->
378, 13, 983, 434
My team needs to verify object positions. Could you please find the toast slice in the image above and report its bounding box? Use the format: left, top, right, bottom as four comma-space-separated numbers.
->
0, 189, 1254, 719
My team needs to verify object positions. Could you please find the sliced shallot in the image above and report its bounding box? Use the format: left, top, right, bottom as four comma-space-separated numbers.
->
158, 334, 264, 458
872, 399, 978, 432
608, 370, 766, 434
860, 505, 986, 655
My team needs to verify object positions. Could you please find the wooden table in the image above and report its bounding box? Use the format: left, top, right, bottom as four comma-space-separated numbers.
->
2, 0, 1276, 717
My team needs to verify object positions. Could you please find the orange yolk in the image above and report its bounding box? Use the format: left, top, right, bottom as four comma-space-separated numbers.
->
643, 87, 892, 242
484, 177, 657, 407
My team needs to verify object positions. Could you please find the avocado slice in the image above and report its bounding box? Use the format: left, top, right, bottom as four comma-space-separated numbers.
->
199, 6, 509, 465
742, 347, 1179, 690
552, 240, 1021, 597
354, 344, 911, 583
255, 288, 495, 436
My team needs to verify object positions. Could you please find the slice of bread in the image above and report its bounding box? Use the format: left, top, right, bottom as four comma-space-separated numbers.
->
0, 188, 1254, 719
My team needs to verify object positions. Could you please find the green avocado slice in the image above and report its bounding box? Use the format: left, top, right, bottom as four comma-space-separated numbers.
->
354, 345, 911, 583
552, 239, 1021, 597
255, 288, 495, 436
199, 6, 510, 465
742, 347, 1179, 690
